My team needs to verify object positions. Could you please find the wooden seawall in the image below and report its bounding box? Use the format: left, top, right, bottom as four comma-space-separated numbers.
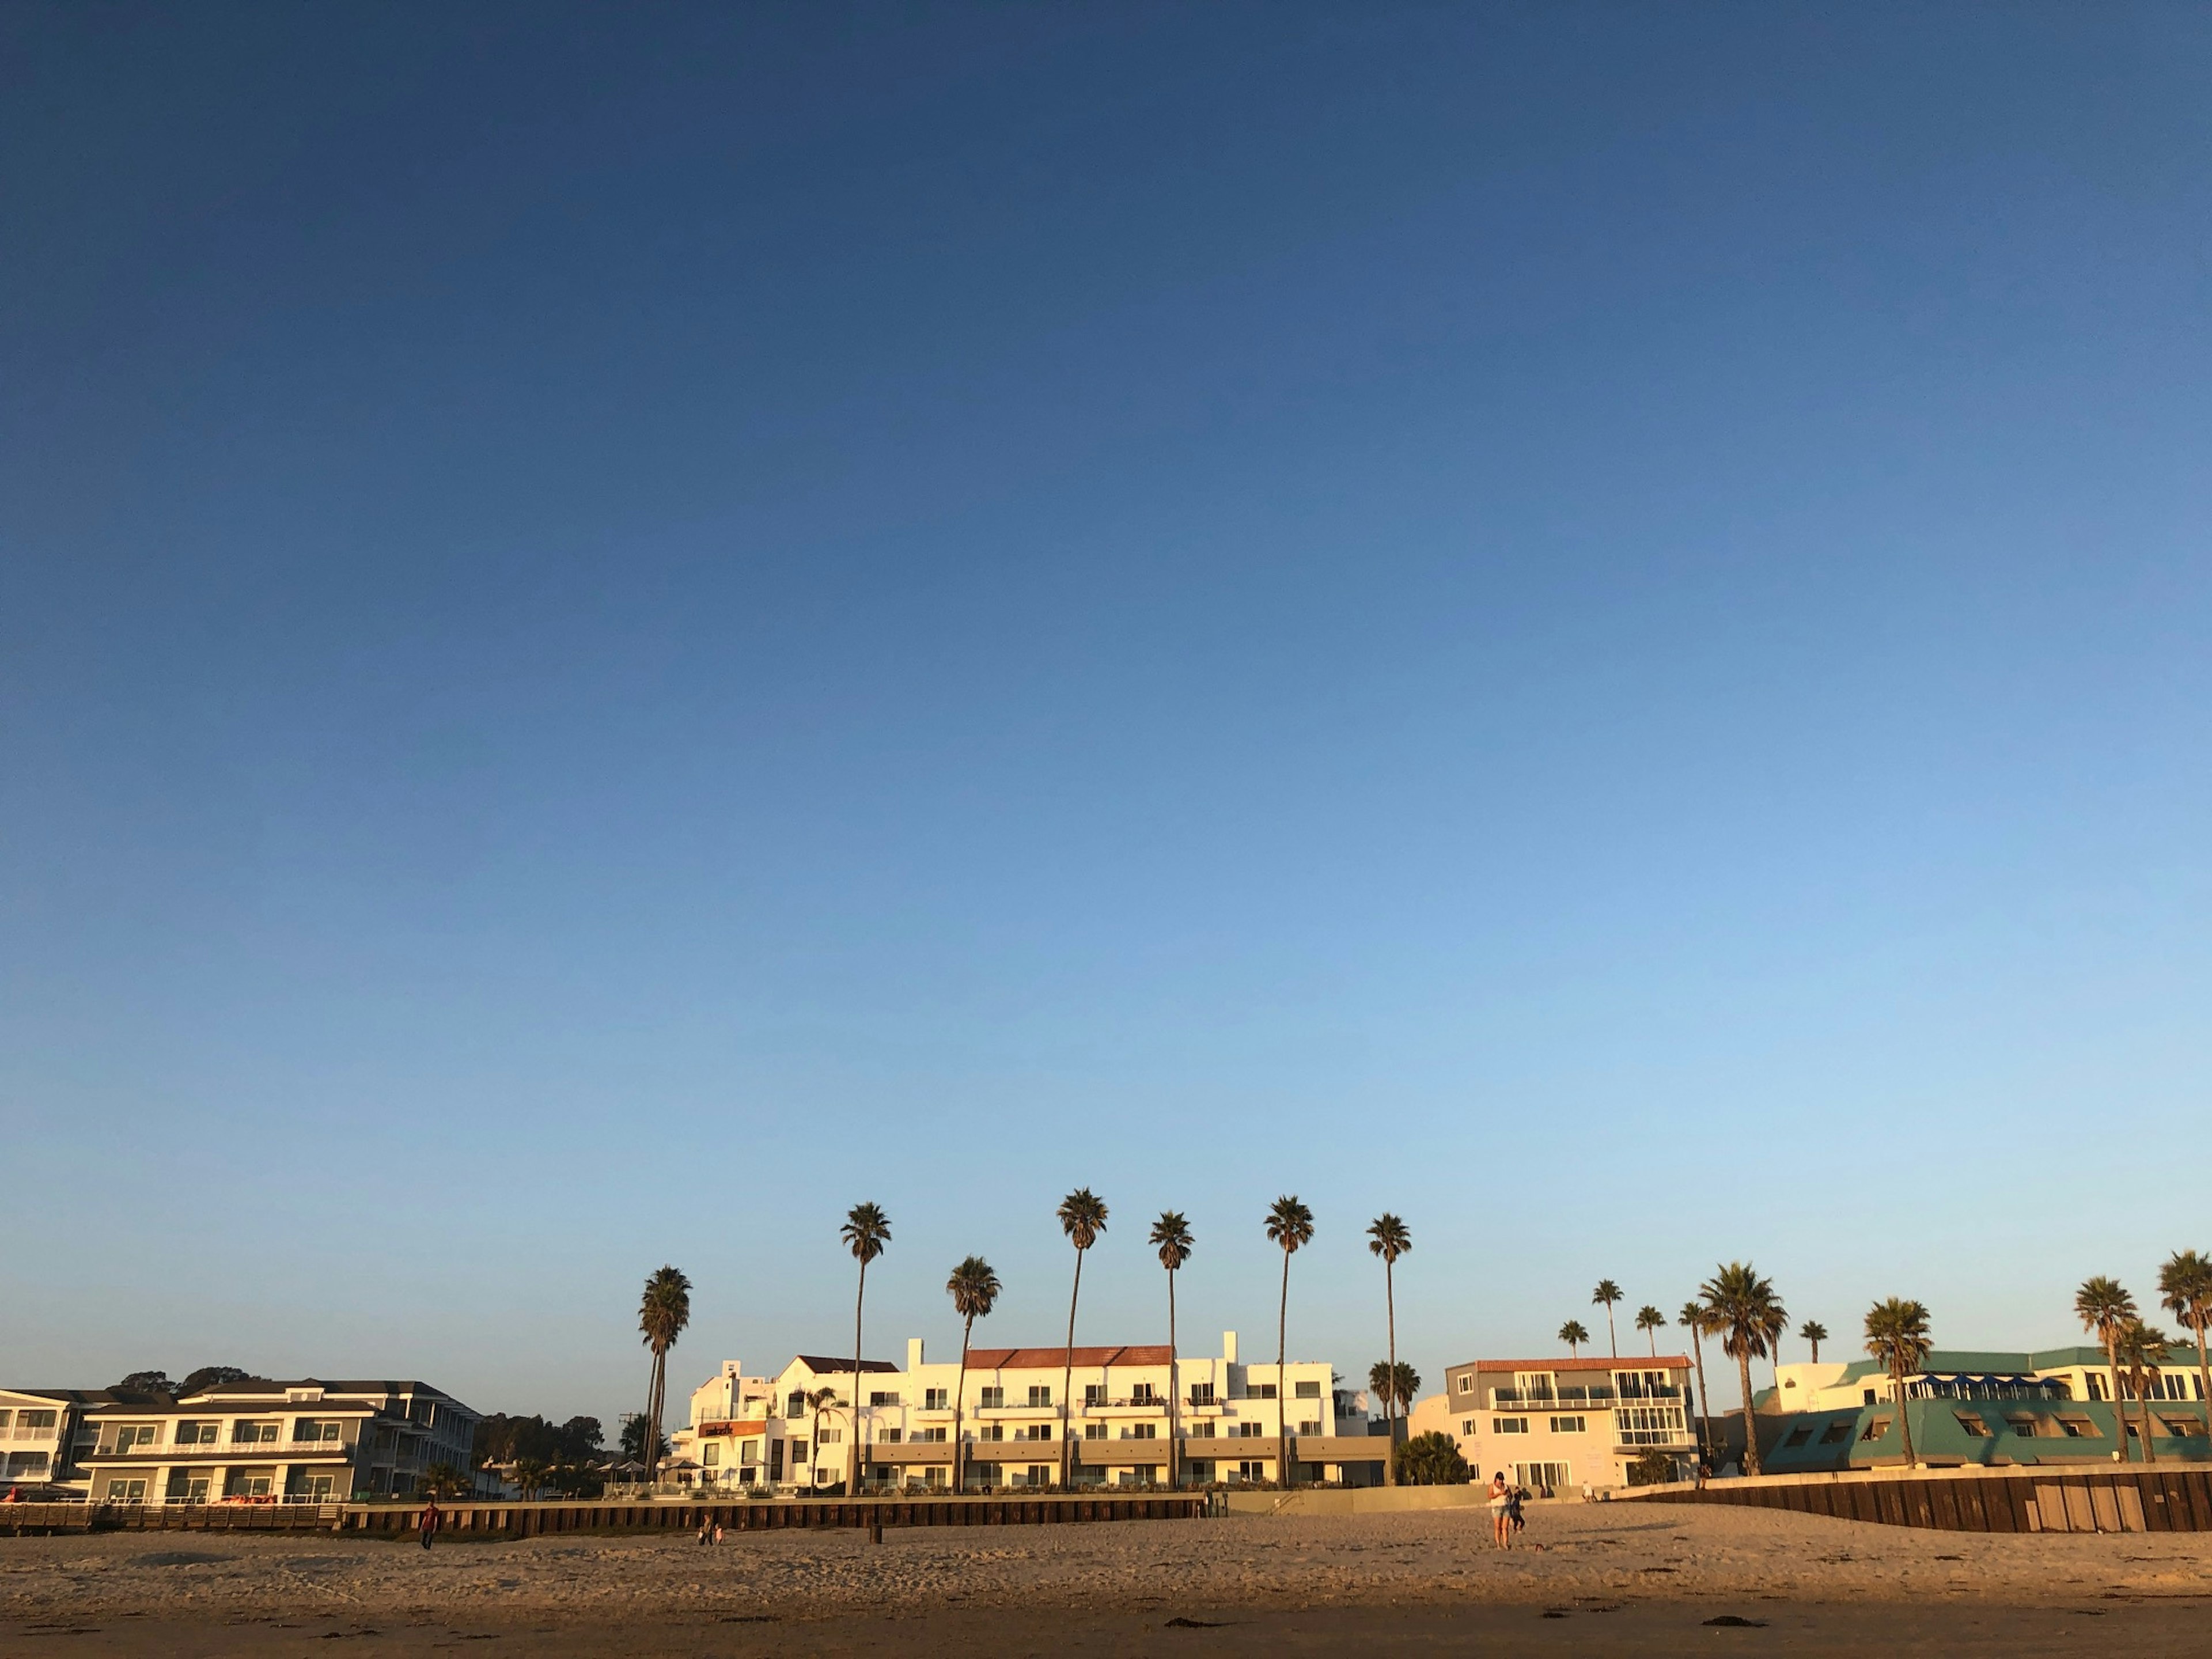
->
1633, 1466, 2212, 1534
0, 1492, 1212, 1537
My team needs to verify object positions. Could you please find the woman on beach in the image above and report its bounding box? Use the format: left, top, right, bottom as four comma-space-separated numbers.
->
1487, 1472, 1512, 1549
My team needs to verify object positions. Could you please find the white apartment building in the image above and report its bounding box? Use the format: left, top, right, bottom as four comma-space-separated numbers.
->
666, 1331, 1384, 1493
71, 1378, 481, 1505
1410, 1354, 1699, 1494
0, 1387, 166, 1495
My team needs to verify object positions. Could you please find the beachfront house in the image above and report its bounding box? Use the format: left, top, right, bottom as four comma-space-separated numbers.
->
1408, 1354, 1700, 1494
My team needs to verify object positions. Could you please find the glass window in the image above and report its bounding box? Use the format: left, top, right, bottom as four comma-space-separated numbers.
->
1294, 1380, 1321, 1400
870, 1392, 897, 1407
1859, 1416, 1892, 1442
1548, 1415, 1586, 1435
1189, 1382, 1215, 1407
1029, 1386, 1053, 1407
1085, 1384, 1104, 1406
1251, 1384, 1277, 1400
1493, 1417, 1528, 1435
925, 1389, 948, 1410
1955, 1413, 1992, 1438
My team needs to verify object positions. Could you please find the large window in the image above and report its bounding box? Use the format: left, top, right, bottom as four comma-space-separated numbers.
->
232, 1422, 280, 1445
1493, 1417, 1528, 1435
1514, 1460, 1571, 1496
870, 1392, 899, 1407
1548, 1416, 1586, 1435
1029, 1386, 1053, 1407
925, 1389, 948, 1410
1613, 1407, 1685, 1445
1188, 1382, 1215, 1407
1294, 1381, 1321, 1400
979, 1387, 1005, 1410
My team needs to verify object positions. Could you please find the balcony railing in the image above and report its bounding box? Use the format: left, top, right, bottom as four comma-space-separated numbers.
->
94, 1438, 356, 1459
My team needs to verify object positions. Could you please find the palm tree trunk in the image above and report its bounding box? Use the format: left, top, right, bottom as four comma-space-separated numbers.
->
955, 1315, 972, 1495
1276, 1247, 1291, 1491
2106, 1337, 2127, 1462
1895, 1370, 1916, 1468
1383, 1259, 1398, 1487
1606, 1307, 1617, 1358
1060, 1248, 1084, 1491
1690, 1327, 1711, 1466
2141, 1365, 2160, 1464
1647, 1329, 1657, 1359
1166, 1267, 1180, 1491
851, 1260, 868, 1496
641, 1351, 660, 1481
1736, 1348, 1760, 1478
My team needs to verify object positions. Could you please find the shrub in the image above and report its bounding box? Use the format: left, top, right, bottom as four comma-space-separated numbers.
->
1394, 1431, 1470, 1486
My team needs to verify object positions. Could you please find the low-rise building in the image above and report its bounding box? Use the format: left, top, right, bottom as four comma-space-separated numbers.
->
1, 1388, 171, 1496
1409, 1355, 1699, 1493
71, 1378, 482, 1505
668, 1331, 1383, 1493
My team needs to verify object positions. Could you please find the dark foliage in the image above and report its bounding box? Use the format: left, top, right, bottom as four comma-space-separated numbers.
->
1393, 1430, 1471, 1486
473, 1414, 605, 1467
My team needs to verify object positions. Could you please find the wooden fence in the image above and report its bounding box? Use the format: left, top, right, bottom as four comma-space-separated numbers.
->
1636, 1467, 2212, 1535
0, 1491, 1212, 1538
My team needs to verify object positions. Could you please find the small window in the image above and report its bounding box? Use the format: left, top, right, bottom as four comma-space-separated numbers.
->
875, 1427, 900, 1443
1084, 1423, 1107, 1440
1859, 1416, 1892, 1443
816, 1428, 842, 1444
1862, 1389, 1877, 1406
1189, 1383, 1215, 1407
1461, 1419, 1475, 1436
1296, 1419, 1320, 1436
2158, 1416, 2202, 1439
1550, 1416, 1587, 1435
1030, 1386, 1054, 1407
1494, 1417, 1528, 1435
1818, 1422, 1853, 1445
703, 1443, 722, 1467
1251, 1384, 1277, 1400
1782, 1426, 1813, 1448
979, 1387, 1005, 1410
1130, 1384, 1155, 1404
2056, 1414, 2097, 1440
1955, 1413, 1992, 1438
787, 1392, 807, 1418
870, 1392, 898, 1407
1085, 1384, 1105, 1406
2005, 1415, 2037, 1438
1294, 1380, 1321, 1400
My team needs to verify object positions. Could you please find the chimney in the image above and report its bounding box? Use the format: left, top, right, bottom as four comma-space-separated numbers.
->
1222, 1330, 1237, 1365
907, 1336, 925, 1372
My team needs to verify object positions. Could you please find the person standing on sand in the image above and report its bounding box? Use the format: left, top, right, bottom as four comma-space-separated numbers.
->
419, 1497, 440, 1551
1487, 1472, 1511, 1549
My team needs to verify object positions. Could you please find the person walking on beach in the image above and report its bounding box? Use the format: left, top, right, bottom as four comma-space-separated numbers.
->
1509, 1483, 1528, 1536
1487, 1472, 1512, 1549
419, 1497, 441, 1551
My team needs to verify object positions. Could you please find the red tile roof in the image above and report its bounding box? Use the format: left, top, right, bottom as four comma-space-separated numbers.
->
961, 1345, 1173, 1369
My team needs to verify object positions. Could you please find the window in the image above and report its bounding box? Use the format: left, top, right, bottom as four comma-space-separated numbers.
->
979, 1424, 1003, 1442
1818, 1422, 1853, 1445
1188, 1383, 1215, 1407
1494, 1417, 1529, 1435
1084, 1423, 1107, 1440
165, 1474, 210, 1503
233, 1422, 279, 1445
1461, 1420, 1475, 1437
870, 1392, 899, 1407
3, 1453, 50, 1477
787, 1392, 807, 1418
876, 1427, 901, 1443
293, 1420, 343, 1444
979, 1387, 1005, 1410
1232, 1422, 1263, 1438
103, 1478, 148, 1502
793, 1442, 809, 1463
1455, 1373, 1473, 1393
1514, 1460, 1573, 1496
1085, 1385, 1105, 1406
2087, 1375, 2108, 1402
2161, 1416, 2205, 1438
1550, 1416, 1587, 1435
914, 1427, 947, 1443
1296, 1420, 1320, 1436
1614, 1407, 1685, 1445
1859, 1416, 1892, 1443
1250, 1384, 1277, 1400
1614, 1370, 1669, 1399
1512, 1373, 1555, 1402
925, 1389, 948, 1410
703, 1444, 722, 1467
817, 1428, 842, 1444
108, 1425, 158, 1452
1294, 1380, 1321, 1400
1955, 1412, 1992, 1438
1127, 1422, 1157, 1440
1782, 1426, 1813, 1448
1131, 1383, 1156, 1405
741, 1440, 760, 1465
2005, 1415, 2038, 1438
1029, 1386, 1053, 1407
20, 1410, 56, 1430
2056, 1415, 2097, 1440
1862, 1389, 1877, 1406
0, 1411, 9, 1428
1188, 1422, 1215, 1440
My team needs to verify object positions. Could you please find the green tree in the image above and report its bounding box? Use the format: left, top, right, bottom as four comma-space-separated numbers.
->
421, 1462, 471, 1499
2117, 1319, 2171, 1465
1149, 1211, 1194, 1489
510, 1456, 548, 1499
1699, 1263, 1786, 1477
1391, 1361, 1420, 1422
1393, 1430, 1468, 1486
1862, 1298, 1932, 1469
1635, 1305, 1667, 1357
2156, 1250, 2212, 1438
1680, 1301, 1715, 1464
636, 1266, 692, 1482
946, 1254, 1001, 1494
1366, 1214, 1412, 1483
1266, 1195, 1316, 1489
1627, 1448, 1680, 1487
1558, 1319, 1590, 1357
1056, 1188, 1108, 1489
840, 1203, 892, 1494
2075, 1276, 2139, 1461
1592, 1280, 1624, 1358
1798, 1321, 1828, 1363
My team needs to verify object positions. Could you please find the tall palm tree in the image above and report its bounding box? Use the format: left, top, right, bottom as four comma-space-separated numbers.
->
1265, 1195, 1315, 1490
1149, 1211, 1194, 1489
1558, 1320, 1590, 1357
637, 1265, 692, 1482
2156, 1250, 2212, 1437
805, 1384, 841, 1488
2075, 1276, 2138, 1461
1680, 1300, 1715, 1464
1862, 1298, 1931, 1469
1799, 1320, 1828, 1363
841, 1202, 891, 1494
1369, 1361, 1395, 1429
946, 1255, 1000, 1494
1698, 1262, 1785, 1478
1056, 1188, 1108, 1490
1592, 1281, 1624, 1358
1391, 1361, 1420, 1424
2117, 1319, 2170, 1465
1366, 1214, 1412, 1484
1635, 1306, 1666, 1357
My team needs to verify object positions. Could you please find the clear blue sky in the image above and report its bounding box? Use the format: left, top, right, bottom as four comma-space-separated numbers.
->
4, 4, 2207, 1430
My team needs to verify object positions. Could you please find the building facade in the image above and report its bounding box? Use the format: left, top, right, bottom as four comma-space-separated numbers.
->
71, 1378, 482, 1505
1, 1388, 171, 1496
665, 1331, 1383, 1493
1409, 1355, 1699, 1493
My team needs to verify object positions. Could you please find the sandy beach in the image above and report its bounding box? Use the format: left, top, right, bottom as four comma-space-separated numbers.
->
6, 1500, 2210, 1656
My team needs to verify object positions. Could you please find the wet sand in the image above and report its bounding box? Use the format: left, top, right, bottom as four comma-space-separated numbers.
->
6, 1501, 2209, 1656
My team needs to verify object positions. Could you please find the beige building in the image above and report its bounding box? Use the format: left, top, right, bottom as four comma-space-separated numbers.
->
1409, 1354, 1698, 1494
1, 1387, 166, 1496
666, 1331, 1384, 1493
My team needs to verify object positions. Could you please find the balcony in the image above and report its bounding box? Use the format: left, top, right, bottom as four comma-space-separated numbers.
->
92, 1438, 355, 1461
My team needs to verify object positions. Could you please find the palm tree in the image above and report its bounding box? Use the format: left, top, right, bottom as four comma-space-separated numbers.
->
1149, 1211, 1194, 1489
1680, 1300, 1715, 1464
1265, 1195, 1315, 1490
637, 1265, 692, 1483
1366, 1214, 1412, 1484
1800, 1320, 1828, 1363
946, 1255, 1001, 1494
1635, 1306, 1666, 1357
1056, 1188, 1108, 1490
2075, 1276, 2138, 1461
2118, 1319, 2171, 1465
1698, 1263, 1785, 1478
805, 1384, 841, 1487
1592, 1281, 1624, 1358
1391, 1361, 1420, 1423
1368, 1361, 1395, 1428
1862, 1298, 1931, 1469
841, 1202, 891, 1494
1558, 1319, 1590, 1357
2156, 1250, 2212, 1437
